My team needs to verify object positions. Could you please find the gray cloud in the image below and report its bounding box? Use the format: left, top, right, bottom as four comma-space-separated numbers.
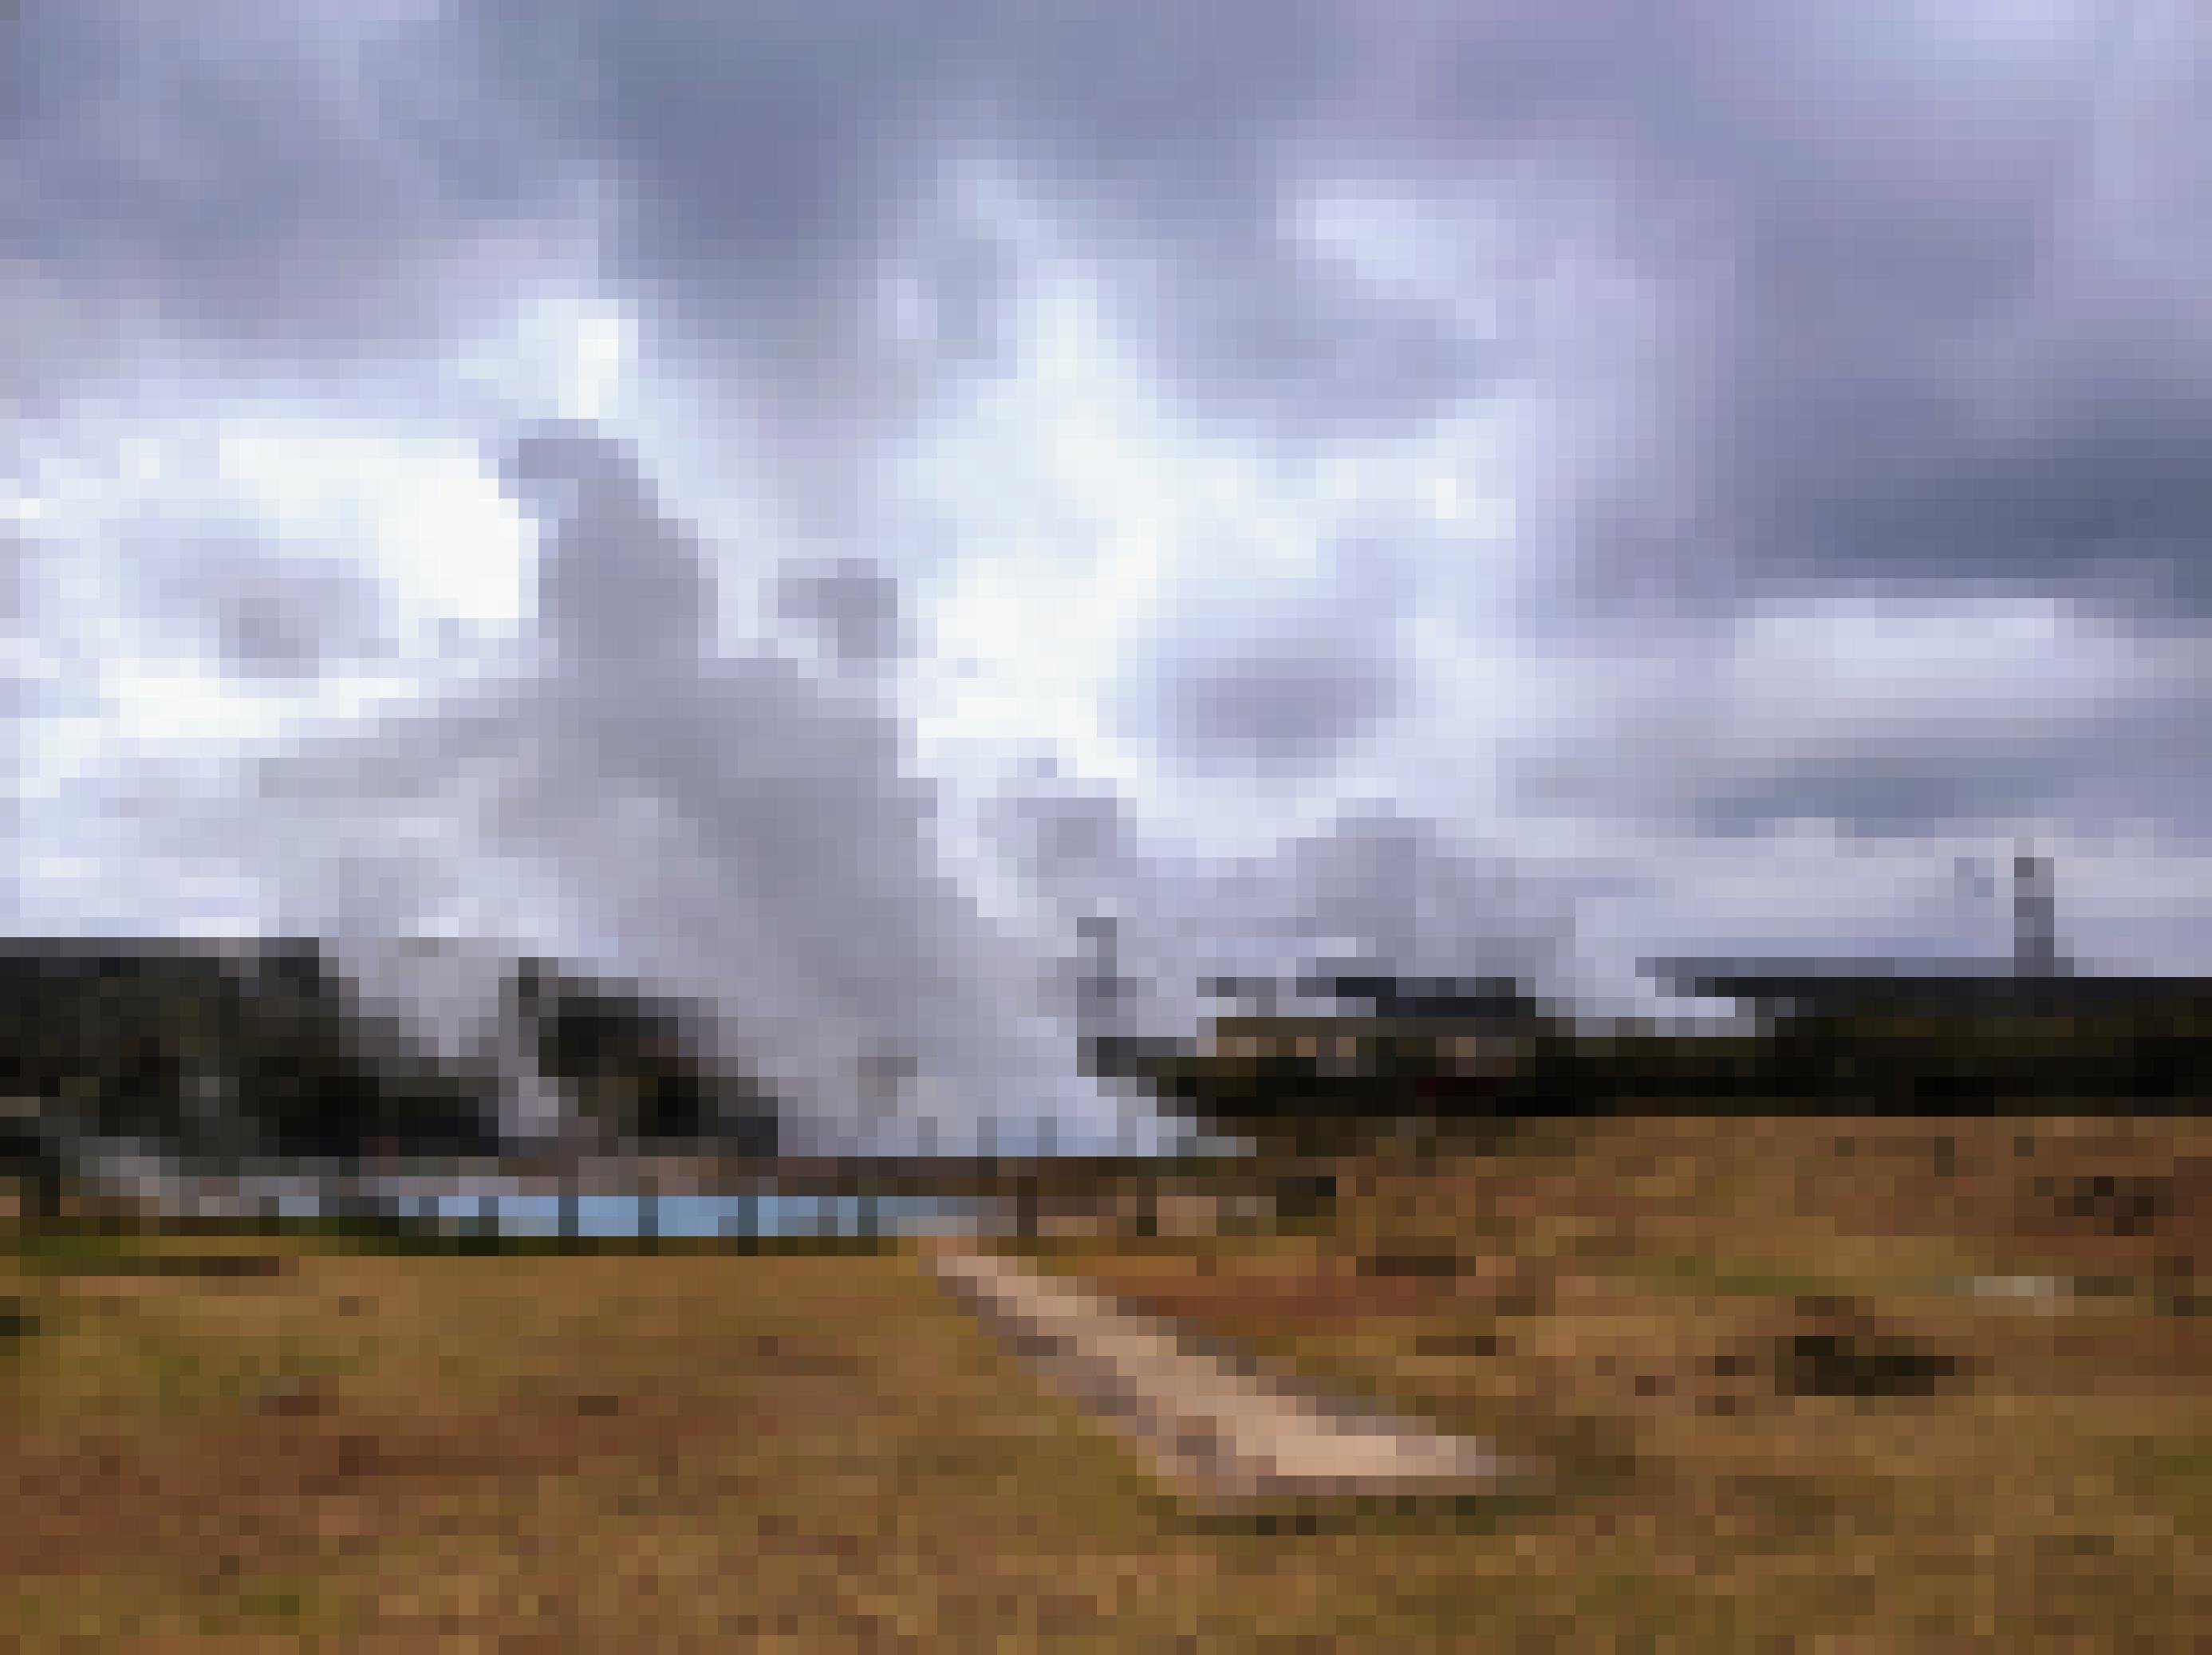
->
1113, 534, 1415, 782
1501, 589, 2212, 864
14, 0, 2212, 1117
124, 517, 396, 682
1551, 2, 2212, 618
771, 554, 909, 673
450, 0, 1524, 518
22, 1, 2212, 617
3, 2, 575, 413
1122, 627, 1404, 781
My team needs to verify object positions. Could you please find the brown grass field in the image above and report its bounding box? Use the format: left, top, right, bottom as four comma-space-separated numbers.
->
4, 1110, 2209, 1649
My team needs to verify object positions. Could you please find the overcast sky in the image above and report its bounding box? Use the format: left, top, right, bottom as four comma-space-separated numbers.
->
7, 2, 2212, 1148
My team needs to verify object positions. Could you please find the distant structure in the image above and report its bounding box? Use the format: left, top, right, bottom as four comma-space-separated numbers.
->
1642, 845, 2212, 1020
2012, 842, 2060, 979
1196, 971, 1546, 1028
1073, 912, 1125, 1031
1304, 973, 1544, 1025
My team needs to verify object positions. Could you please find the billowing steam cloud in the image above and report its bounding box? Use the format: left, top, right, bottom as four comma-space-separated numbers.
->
220, 421, 1165, 1155
495, 422, 1156, 1153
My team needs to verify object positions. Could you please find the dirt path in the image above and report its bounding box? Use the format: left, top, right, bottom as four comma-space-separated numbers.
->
926, 1245, 1539, 1503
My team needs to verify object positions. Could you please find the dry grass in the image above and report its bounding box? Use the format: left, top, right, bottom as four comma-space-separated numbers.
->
3, 1111, 2208, 1649
1011, 1112, 2212, 1649
0, 1227, 1612, 1649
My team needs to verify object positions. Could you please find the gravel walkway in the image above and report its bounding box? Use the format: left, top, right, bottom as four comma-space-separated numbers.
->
927, 1246, 1540, 1503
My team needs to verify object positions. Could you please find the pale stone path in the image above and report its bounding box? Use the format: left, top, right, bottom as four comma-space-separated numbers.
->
925, 1246, 1540, 1503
